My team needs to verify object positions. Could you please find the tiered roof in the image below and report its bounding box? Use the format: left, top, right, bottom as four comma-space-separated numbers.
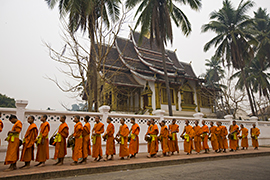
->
101, 31, 198, 87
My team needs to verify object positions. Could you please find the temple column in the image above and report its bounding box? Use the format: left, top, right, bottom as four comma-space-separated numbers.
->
175, 88, 179, 111
155, 83, 161, 109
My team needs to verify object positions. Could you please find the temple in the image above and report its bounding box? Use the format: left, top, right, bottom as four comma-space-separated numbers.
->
88, 31, 215, 117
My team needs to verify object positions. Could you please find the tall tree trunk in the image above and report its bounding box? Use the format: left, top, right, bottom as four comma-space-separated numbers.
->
250, 87, 258, 115
161, 42, 173, 116
241, 67, 255, 116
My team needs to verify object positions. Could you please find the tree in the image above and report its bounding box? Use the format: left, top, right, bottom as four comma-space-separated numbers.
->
45, 0, 121, 111
0, 93, 16, 108
202, 0, 256, 115
126, 0, 202, 116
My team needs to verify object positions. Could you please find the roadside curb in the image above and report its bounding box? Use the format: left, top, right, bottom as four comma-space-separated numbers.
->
2, 151, 270, 180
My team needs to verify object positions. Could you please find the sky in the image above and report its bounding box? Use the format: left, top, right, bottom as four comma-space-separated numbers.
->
0, 0, 269, 111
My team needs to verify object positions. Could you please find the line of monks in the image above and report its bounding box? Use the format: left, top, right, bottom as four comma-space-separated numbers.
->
0, 113, 261, 172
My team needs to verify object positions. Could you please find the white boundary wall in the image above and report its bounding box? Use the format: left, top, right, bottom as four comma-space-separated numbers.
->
0, 100, 269, 162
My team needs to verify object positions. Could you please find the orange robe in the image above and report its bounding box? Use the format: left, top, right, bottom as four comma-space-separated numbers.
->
54, 122, 69, 159
105, 123, 115, 156
72, 122, 83, 161
0, 119, 3, 132
119, 124, 129, 157
216, 126, 221, 149
149, 124, 159, 155
4, 120, 22, 165
82, 122, 91, 158
129, 123, 140, 155
220, 126, 228, 149
36, 121, 50, 162
210, 126, 219, 151
229, 125, 239, 150
240, 127, 248, 148
160, 125, 169, 154
193, 125, 202, 153
168, 124, 179, 153
184, 125, 194, 153
92, 122, 104, 158
201, 125, 209, 150
146, 125, 152, 153
21, 123, 38, 162
251, 127, 260, 148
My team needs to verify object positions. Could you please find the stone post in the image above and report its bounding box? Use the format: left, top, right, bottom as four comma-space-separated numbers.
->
99, 105, 110, 122
152, 109, 165, 122
250, 116, 259, 127
193, 112, 204, 124
15, 100, 28, 139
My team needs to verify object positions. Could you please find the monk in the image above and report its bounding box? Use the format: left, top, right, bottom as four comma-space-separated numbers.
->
79, 115, 91, 164
117, 118, 130, 160
35, 114, 50, 167
220, 122, 228, 152
0, 112, 3, 146
20, 116, 38, 169
201, 120, 209, 153
92, 116, 104, 161
147, 118, 159, 158
71, 115, 83, 165
129, 117, 140, 158
168, 119, 179, 155
159, 120, 170, 157
209, 121, 219, 153
4, 115, 22, 171
229, 120, 239, 152
181, 120, 194, 155
103, 117, 115, 161
239, 124, 248, 150
54, 115, 69, 166
145, 120, 152, 155
216, 122, 222, 152
193, 120, 202, 154
251, 123, 260, 150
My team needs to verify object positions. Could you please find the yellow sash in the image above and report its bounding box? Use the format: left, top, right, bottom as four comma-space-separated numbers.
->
252, 133, 258, 140
92, 134, 100, 145
184, 134, 190, 142
7, 133, 19, 142
172, 133, 176, 141
54, 133, 62, 143
131, 134, 136, 140
36, 134, 48, 145
232, 132, 237, 140
150, 135, 157, 142
121, 136, 125, 145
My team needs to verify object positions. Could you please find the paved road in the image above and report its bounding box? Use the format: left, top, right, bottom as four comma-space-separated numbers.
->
51, 156, 270, 180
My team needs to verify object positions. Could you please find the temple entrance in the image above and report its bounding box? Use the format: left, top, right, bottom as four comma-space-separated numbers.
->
143, 94, 148, 109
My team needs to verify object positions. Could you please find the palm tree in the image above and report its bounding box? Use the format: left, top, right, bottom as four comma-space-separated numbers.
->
204, 56, 225, 88
126, 0, 202, 116
252, 8, 270, 64
202, 0, 257, 115
45, 0, 120, 111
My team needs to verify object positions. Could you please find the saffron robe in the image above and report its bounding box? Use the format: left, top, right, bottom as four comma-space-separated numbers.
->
160, 125, 169, 154
240, 127, 248, 148
193, 125, 202, 153
149, 124, 159, 155
36, 121, 50, 162
210, 126, 219, 151
168, 124, 179, 153
216, 126, 221, 149
105, 123, 115, 156
0, 119, 3, 132
129, 123, 140, 155
54, 122, 69, 159
183, 125, 194, 153
201, 125, 209, 150
5, 120, 22, 165
82, 122, 91, 158
92, 122, 104, 158
229, 125, 239, 150
21, 123, 38, 162
119, 124, 129, 157
220, 126, 228, 149
72, 122, 83, 161
146, 125, 152, 153
251, 127, 260, 148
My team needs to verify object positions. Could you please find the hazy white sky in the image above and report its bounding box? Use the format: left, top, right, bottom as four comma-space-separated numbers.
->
0, 0, 269, 111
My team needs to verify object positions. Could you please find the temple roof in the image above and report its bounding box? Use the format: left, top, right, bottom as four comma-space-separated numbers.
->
98, 31, 199, 87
